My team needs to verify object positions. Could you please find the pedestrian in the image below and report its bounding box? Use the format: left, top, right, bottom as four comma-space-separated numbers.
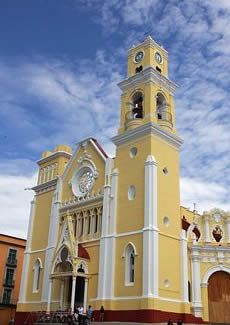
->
78, 305, 84, 325
177, 319, 183, 325
87, 305, 93, 325
9, 317, 14, 325
99, 306, 104, 322
167, 319, 173, 325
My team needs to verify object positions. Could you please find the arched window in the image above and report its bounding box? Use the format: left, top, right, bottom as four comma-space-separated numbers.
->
86, 210, 91, 235
78, 212, 84, 239
125, 244, 135, 285
132, 92, 143, 119
156, 93, 167, 120
33, 259, 42, 292
93, 208, 98, 236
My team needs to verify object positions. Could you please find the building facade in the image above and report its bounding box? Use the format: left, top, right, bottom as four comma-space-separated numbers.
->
16, 36, 230, 324
0, 234, 26, 325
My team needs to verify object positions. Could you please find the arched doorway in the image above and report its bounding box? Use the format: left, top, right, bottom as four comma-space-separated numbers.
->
208, 271, 230, 323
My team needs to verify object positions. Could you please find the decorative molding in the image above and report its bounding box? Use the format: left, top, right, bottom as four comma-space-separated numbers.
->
32, 179, 57, 193
202, 265, 230, 284
37, 151, 72, 166
112, 122, 183, 150
59, 190, 103, 212
118, 66, 177, 93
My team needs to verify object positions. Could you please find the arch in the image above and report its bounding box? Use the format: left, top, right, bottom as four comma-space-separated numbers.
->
77, 260, 88, 274
187, 223, 202, 241
52, 244, 73, 274
202, 265, 230, 285
130, 91, 144, 119
33, 258, 42, 292
124, 243, 137, 285
156, 92, 168, 120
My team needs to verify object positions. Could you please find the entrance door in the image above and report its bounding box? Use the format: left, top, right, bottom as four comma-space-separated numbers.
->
208, 271, 230, 323
75, 276, 85, 306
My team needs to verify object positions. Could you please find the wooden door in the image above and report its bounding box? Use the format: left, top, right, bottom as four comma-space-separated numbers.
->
208, 271, 230, 323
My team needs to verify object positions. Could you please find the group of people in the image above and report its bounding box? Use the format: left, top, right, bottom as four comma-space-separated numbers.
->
56, 305, 105, 324
168, 319, 183, 325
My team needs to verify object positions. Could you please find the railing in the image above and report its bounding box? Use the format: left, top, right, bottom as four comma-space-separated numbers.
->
3, 279, 15, 287
0, 298, 17, 305
6, 257, 17, 267
125, 109, 143, 121
156, 111, 173, 125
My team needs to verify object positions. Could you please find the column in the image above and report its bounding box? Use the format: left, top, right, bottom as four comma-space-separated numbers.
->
225, 216, 230, 244
18, 198, 36, 303
42, 179, 62, 302
71, 276, 77, 313
180, 230, 188, 302
47, 279, 53, 313
143, 155, 158, 298
83, 278, 89, 313
97, 158, 113, 300
191, 246, 202, 317
60, 280, 64, 309
203, 215, 211, 243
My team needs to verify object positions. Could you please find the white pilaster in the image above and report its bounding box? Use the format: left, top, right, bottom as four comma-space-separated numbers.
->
60, 281, 64, 309
191, 245, 202, 317
71, 276, 77, 313
18, 197, 36, 303
143, 155, 158, 298
97, 158, 113, 300
83, 278, 89, 313
47, 279, 53, 313
203, 215, 211, 243
42, 178, 62, 302
180, 230, 188, 302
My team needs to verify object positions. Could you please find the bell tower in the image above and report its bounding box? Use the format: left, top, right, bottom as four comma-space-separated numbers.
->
118, 35, 178, 135
112, 36, 184, 310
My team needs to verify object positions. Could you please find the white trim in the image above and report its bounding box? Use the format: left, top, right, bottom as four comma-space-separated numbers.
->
180, 230, 188, 302
202, 265, 230, 285
18, 197, 36, 303
112, 122, 183, 149
118, 66, 177, 93
143, 155, 158, 298
90, 295, 183, 303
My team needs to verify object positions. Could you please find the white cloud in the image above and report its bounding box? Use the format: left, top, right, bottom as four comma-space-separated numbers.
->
0, 168, 36, 238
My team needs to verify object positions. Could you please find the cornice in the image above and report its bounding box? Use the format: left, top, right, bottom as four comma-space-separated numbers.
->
32, 178, 57, 193
111, 122, 183, 150
128, 36, 168, 56
118, 66, 178, 93
37, 151, 72, 166
191, 244, 230, 253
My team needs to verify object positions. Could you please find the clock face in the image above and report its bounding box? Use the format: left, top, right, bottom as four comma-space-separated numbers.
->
135, 51, 144, 63
155, 52, 163, 64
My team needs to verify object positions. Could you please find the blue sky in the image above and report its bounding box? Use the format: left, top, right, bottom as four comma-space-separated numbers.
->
1, 0, 230, 238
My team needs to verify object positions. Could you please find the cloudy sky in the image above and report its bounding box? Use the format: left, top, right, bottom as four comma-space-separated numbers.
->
1, 0, 230, 238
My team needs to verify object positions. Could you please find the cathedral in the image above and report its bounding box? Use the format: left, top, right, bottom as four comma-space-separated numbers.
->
16, 36, 230, 324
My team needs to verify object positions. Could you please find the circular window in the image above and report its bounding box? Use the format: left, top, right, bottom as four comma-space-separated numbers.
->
130, 147, 138, 158
163, 216, 170, 227
72, 166, 95, 197
61, 247, 68, 262
163, 167, 168, 175
128, 185, 136, 200
164, 279, 170, 287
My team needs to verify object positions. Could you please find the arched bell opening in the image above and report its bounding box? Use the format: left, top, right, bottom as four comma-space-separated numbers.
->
125, 92, 144, 131
156, 92, 172, 125
131, 92, 143, 119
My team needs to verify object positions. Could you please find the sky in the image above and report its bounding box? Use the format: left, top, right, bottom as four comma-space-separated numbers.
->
1, 0, 230, 239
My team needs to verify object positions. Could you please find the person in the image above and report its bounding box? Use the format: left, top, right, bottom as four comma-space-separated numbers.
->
177, 319, 183, 325
167, 319, 173, 325
56, 306, 62, 323
87, 305, 93, 324
78, 305, 84, 325
99, 306, 104, 322
9, 317, 14, 325
74, 305, 79, 322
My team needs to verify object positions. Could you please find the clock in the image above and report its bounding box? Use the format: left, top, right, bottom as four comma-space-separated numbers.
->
134, 51, 144, 63
155, 52, 163, 64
